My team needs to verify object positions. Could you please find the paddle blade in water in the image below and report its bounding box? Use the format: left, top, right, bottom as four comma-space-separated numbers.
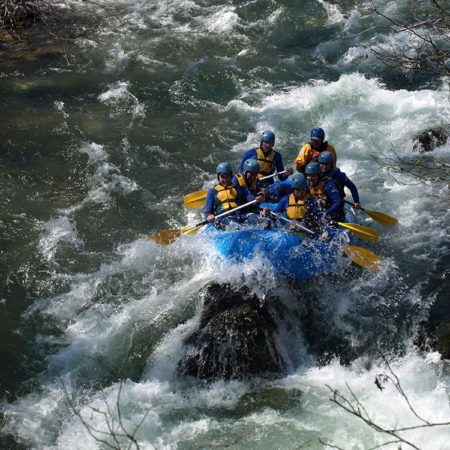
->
337, 222, 380, 242
364, 209, 398, 226
148, 229, 182, 245
345, 245, 381, 271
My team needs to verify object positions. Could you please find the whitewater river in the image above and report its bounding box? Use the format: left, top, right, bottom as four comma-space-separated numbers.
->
1, 0, 449, 448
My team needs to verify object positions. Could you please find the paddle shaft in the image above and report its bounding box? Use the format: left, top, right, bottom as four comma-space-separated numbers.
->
184, 170, 287, 208
345, 200, 398, 226
345, 199, 393, 218
272, 213, 378, 241
345, 200, 367, 212
260, 170, 286, 181
191, 199, 258, 229
269, 212, 316, 236
271, 212, 381, 269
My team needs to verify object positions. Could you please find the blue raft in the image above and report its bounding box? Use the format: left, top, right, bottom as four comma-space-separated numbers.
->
200, 206, 358, 281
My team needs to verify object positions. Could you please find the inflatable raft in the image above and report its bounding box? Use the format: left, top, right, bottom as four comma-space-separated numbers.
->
200, 206, 358, 281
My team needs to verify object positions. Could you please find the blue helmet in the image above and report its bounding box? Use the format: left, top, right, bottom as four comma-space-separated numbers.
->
305, 162, 321, 175
243, 158, 259, 174
318, 151, 333, 164
216, 162, 232, 175
310, 127, 325, 141
260, 130, 275, 144
291, 173, 308, 190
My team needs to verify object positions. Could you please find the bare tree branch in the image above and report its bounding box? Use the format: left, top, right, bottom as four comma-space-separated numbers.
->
324, 350, 450, 449
368, 0, 450, 76
60, 378, 120, 450
60, 355, 156, 450
370, 139, 450, 202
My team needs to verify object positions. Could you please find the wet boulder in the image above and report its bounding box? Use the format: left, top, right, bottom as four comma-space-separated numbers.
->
413, 126, 448, 152
177, 283, 286, 380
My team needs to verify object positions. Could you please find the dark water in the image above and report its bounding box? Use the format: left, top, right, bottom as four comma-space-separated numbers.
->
1, 0, 449, 448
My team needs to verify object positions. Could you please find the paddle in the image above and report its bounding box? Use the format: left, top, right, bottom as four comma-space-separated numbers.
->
183, 170, 287, 209
269, 212, 316, 236
269, 207, 379, 242
272, 212, 379, 243
345, 201, 398, 226
344, 245, 381, 271
270, 212, 381, 270
149, 199, 258, 245
336, 222, 379, 242
183, 190, 209, 209
260, 170, 286, 180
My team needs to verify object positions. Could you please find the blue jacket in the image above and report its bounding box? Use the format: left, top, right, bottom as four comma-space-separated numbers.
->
321, 179, 345, 218
325, 167, 360, 204
238, 148, 289, 184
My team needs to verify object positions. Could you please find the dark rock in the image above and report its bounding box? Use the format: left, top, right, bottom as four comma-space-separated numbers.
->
177, 283, 286, 380
413, 126, 448, 152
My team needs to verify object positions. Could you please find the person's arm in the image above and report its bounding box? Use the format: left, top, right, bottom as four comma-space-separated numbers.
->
238, 149, 256, 174
342, 174, 360, 205
324, 181, 344, 217
273, 195, 288, 214
242, 186, 256, 202
274, 152, 286, 180
204, 189, 216, 220
263, 195, 288, 216
274, 153, 292, 180
235, 184, 252, 204
295, 144, 311, 172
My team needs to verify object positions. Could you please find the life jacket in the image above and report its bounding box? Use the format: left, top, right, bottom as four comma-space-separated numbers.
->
309, 176, 334, 208
309, 177, 345, 221
286, 193, 311, 220
235, 173, 258, 195
255, 147, 276, 177
214, 184, 238, 213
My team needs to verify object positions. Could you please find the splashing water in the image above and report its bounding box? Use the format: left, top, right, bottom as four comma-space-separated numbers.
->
1, 0, 449, 448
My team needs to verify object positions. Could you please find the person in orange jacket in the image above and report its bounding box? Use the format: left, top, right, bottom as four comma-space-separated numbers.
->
295, 127, 337, 173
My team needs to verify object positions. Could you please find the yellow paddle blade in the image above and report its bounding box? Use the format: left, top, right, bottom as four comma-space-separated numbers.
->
184, 190, 208, 209
184, 197, 207, 209
149, 222, 207, 245
345, 245, 381, 271
337, 222, 380, 243
364, 209, 398, 226
148, 229, 183, 245
181, 224, 205, 236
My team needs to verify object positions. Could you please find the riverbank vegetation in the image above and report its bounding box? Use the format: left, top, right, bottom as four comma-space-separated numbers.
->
367, 0, 450, 81
0, 0, 43, 39
360, 1, 450, 201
